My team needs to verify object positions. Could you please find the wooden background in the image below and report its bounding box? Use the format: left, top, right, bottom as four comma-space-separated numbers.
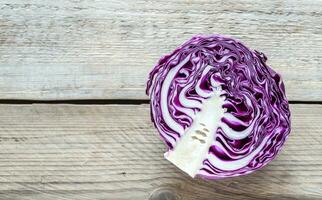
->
0, 0, 321, 199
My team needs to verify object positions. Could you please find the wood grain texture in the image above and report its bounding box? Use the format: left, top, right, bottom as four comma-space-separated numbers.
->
0, 0, 322, 101
0, 104, 320, 200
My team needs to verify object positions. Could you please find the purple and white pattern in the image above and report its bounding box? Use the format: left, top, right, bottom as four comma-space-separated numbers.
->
146, 34, 291, 179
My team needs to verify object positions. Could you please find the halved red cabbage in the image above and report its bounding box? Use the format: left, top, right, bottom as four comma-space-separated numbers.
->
146, 34, 291, 179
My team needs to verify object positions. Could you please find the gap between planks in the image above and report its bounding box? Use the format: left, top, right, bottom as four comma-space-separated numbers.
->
0, 99, 321, 105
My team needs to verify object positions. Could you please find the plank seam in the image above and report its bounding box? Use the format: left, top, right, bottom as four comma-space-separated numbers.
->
0, 100, 320, 105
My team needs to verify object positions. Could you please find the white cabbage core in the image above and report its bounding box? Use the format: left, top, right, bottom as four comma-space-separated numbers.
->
165, 93, 225, 177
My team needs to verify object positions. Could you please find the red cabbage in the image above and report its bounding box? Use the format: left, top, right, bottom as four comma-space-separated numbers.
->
146, 34, 291, 179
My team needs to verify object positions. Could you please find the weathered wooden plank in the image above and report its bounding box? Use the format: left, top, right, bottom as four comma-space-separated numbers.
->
0, 104, 320, 200
0, 0, 322, 101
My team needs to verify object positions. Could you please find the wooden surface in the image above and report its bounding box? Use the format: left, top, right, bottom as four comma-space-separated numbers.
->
1, 0, 322, 101
0, 104, 320, 200
1, 0, 321, 199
